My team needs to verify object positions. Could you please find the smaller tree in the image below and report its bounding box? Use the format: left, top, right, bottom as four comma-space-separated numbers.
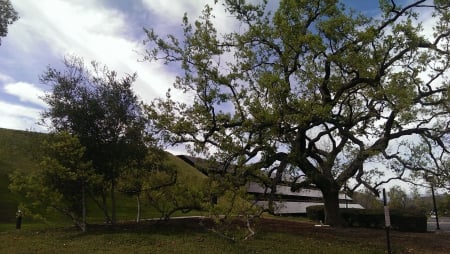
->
0, 0, 18, 45
41, 56, 149, 225
407, 186, 428, 211
117, 165, 147, 223
351, 188, 382, 210
437, 193, 450, 216
141, 154, 206, 221
205, 177, 262, 242
388, 186, 409, 209
143, 171, 203, 220
9, 132, 97, 231
117, 147, 167, 223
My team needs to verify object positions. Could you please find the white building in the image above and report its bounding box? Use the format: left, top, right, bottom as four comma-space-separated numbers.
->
177, 154, 364, 215
247, 182, 364, 214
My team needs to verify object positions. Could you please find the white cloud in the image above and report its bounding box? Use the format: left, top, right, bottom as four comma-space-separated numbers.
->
141, 0, 207, 24
0, 101, 44, 131
4, 82, 46, 108
0, 73, 14, 83
11, 0, 125, 54
8, 0, 179, 104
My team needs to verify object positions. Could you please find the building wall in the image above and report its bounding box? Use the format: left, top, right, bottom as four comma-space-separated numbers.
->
247, 182, 364, 214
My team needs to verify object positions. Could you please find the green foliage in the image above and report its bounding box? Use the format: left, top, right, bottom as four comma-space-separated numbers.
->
118, 150, 210, 222
151, 153, 207, 219
351, 189, 383, 210
388, 186, 408, 209
40, 56, 149, 224
1, 128, 211, 227
117, 147, 166, 222
9, 132, 97, 231
306, 205, 325, 222
202, 167, 263, 241
389, 209, 427, 232
344, 208, 427, 233
0, 0, 18, 45
143, 172, 205, 220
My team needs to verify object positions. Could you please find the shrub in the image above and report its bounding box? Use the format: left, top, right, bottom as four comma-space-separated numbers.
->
306, 205, 325, 221
306, 206, 427, 232
341, 209, 384, 228
389, 209, 427, 232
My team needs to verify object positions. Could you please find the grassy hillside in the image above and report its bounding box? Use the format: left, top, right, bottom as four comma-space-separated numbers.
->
0, 128, 47, 223
0, 128, 46, 173
0, 128, 207, 225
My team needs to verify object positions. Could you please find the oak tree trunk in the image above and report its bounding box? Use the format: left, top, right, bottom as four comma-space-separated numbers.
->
321, 187, 343, 227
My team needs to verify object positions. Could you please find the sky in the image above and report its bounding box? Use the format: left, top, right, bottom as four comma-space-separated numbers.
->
0, 0, 215, 132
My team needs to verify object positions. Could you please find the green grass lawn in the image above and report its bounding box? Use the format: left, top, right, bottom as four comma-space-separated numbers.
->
2, 217, 449, 254
0, 231, 378, 254
0, 220, 380, 254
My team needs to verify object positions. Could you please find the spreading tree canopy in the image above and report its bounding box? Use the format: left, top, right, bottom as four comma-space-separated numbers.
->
145, 0, 450, 226
0, 0, 18, 45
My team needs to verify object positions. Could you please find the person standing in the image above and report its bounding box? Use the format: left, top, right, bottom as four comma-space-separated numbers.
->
16, 209, 22, 229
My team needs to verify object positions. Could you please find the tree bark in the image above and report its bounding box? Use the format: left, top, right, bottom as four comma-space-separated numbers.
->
321, 187, 344, 227
111, 181, 116, 225
136, 194, 141, 223
81, 184, 86, 232
100, 192, 112, 224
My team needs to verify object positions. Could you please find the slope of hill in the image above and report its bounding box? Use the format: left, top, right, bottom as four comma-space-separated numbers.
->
0, 128, 46, 223
0, 128, 207, 224
0, 128, 46, 173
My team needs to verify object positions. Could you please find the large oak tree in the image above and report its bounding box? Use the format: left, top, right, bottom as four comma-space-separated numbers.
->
145, 0, 450, 226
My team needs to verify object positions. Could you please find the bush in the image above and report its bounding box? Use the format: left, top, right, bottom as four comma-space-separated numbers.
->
306, 206, 427, 232
341, 208, 384, 228
306, 205, 325, 221
389, 209, 427, 232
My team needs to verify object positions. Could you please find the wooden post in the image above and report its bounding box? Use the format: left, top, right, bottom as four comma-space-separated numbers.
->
431, 184, 440, 230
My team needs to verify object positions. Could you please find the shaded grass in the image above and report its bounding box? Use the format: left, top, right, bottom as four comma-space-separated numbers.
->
0, 219, 382, 254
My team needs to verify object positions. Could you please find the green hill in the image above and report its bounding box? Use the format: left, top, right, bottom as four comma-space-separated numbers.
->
0, 128, 46, 223
0, 128, 207, 224
0, 128, 46, 173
